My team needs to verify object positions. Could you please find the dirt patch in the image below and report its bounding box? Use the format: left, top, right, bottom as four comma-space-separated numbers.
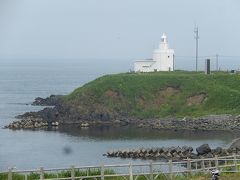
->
136, 87, 180, 107
137, 95, 145, 106
155, 87, 181, 106
105, 90, 120, 100
187, 93, 207, 106
160, 87, 180, 96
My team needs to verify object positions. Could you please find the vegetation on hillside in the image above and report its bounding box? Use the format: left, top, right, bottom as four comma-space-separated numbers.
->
64, 71, 240, 118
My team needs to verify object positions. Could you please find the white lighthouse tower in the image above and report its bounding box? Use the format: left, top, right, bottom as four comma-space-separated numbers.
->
134, 33, 174, 72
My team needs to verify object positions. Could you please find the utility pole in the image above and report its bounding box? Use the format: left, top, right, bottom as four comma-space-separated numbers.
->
194, 26, 199, 71
216, 54, 219, 71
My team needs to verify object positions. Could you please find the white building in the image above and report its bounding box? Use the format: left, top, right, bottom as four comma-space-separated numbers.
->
134, 33, 175, 72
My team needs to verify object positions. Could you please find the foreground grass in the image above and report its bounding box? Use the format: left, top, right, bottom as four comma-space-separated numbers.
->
1, 170, 240, 180
65, 71, 240, 118
0, 169, 115, 180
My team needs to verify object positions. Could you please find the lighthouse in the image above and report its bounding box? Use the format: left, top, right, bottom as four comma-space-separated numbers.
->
134, 33, 175, 72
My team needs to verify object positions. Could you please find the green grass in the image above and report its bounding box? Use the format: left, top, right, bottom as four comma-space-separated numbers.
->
1, 170, 240, 180
0, 169, 115, 180
64, 71, 240, 118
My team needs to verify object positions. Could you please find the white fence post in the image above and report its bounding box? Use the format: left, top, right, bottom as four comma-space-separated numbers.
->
168, 160, 173, 180
149, 161, 153, 180
234, 153, 237, 172
187, 158, 191, 173
8, 167, 13, 180
129, 162, 133, 180
87, 168, 89, 176
101, 164, 104, 180
71, 165, 75, 180
201, 158, 205, 170
208, 160, 211, 168
4, 156, 240, 180
40, 167, 44, 180
215, 155, 218, 169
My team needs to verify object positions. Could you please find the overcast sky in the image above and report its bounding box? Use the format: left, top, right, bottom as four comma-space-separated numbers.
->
0, 0, 240, 69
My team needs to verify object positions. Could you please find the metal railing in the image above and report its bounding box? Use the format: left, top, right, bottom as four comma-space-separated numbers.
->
2, 154, 240, 180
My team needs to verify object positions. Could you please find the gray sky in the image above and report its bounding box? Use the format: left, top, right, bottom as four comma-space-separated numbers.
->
0, 0, 240, 69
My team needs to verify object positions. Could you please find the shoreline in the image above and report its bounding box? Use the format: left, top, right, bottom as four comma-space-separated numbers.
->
4, 95, 240, 132
5, 114, 240, 132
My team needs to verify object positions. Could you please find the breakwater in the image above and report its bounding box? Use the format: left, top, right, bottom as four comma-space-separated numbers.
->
105, 142, 240, 161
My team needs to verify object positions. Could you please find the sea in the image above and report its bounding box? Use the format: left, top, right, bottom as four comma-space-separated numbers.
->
0, 59, 238, 171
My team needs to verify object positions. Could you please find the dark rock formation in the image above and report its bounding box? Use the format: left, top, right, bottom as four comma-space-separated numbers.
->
32, 95, 63, 106
196, 144, 211, 155
150, 114, 240, 131
4, 93, 240, 132
5, 112, 240, 131
105, 142, 240, 162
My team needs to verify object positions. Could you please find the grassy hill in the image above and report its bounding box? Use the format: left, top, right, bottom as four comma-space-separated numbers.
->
64, 71, 240, 119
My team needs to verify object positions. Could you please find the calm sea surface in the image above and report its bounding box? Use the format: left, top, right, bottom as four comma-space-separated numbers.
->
0, 59, 238, 171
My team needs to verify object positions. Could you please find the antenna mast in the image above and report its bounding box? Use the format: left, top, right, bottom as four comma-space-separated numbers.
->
194, 26, 199, 71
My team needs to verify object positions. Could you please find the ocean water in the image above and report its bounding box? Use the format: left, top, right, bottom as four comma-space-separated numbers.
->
0, 59, 238, 171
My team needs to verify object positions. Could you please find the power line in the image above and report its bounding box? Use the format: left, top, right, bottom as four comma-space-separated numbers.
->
218, 55, 240, 58
175, 55, 240, 59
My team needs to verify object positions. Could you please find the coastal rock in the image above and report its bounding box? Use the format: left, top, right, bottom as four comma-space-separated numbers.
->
196, 144, 211, 155
4, 117, 55, 129
52, 122, 59, 126
6, 113, 240, 132
229, 138, 240, 150
81, 122, 89, 127
5, 92, 240, 132
32, 95, 63, 106
5, 94, 240, 132
106, 146, 196, 161
105, 144, 239, 162
212, 147, 223, 155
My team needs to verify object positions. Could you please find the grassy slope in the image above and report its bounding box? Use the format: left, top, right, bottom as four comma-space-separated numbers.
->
65, 71, 240, 118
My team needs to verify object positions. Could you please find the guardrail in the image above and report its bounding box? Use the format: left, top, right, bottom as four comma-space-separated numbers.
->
2, 154, 240, 180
